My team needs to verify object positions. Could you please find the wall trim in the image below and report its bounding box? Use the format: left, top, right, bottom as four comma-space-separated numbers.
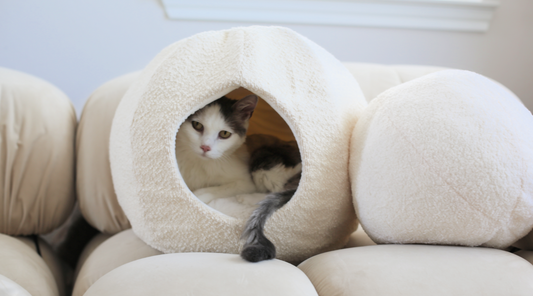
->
161, 0, 500, 32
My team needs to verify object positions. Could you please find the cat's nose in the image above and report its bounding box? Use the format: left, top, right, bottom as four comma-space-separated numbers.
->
200, 145, 211, 152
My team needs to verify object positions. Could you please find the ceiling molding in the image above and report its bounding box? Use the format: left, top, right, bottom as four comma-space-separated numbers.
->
162, 0, 500, 32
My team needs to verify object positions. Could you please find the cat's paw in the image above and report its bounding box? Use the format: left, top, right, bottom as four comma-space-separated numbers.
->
234, 193, 268, 205
193, 188, 219, 204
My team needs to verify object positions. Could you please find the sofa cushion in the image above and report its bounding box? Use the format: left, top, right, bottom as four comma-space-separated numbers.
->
84, 253, 318, 296
16, 237, 67, 296
0, 274, 31, 296
0, 67, 76, 235
343, 63, 446, 102
77, 72, 138, 234
72, 229, 161, 296
73, 232, 112, 281
299, 245, 533, 296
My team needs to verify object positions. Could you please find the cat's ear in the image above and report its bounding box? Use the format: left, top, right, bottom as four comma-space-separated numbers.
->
233, 94, 258, 120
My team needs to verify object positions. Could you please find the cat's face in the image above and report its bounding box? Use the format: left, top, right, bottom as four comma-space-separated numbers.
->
177, 95, 258, 160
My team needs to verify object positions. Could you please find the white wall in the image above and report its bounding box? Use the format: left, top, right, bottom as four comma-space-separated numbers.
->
1, 0, 532, 113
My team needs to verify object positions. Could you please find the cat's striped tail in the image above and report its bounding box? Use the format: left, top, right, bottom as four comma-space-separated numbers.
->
240, 189, 295, 262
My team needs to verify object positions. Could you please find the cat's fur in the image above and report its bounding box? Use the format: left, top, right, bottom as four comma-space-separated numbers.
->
175, 95, 301, 262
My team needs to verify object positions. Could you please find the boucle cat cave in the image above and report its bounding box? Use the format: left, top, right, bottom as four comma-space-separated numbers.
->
109, 26, 367, 262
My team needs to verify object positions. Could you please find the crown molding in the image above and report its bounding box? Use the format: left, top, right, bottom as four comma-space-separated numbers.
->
162, 0, 500, 32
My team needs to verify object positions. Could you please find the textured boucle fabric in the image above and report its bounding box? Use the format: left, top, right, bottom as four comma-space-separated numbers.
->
109, 26, 366, 262
350, 70, 533, 248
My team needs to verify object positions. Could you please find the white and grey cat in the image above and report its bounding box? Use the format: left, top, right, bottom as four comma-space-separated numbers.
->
175, 95, 301, 262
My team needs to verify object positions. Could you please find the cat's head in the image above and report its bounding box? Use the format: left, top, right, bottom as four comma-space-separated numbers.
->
177, 95, 258, 159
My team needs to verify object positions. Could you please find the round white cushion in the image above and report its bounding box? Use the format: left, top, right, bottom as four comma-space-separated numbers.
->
0, 234, 59, 296
84, 253, 318, 296
350, 69, 533, 248
16, 237, 67, 296
73, 229, 161, 296
110, 26, 366, 262
0, 274, 31, 296
299, 245, 533, 296
74, 232, 112, 281
77, 72, 139, 234
0, 67, 76, 235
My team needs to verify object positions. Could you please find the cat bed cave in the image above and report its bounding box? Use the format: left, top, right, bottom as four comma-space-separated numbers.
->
109, 26, 367, 262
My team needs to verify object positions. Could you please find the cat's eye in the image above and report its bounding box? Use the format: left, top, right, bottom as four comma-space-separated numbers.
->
219, 130, 232, 139
191, 121, 203, 131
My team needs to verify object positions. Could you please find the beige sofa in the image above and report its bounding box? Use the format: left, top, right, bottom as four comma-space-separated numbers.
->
1, 63, 533, 296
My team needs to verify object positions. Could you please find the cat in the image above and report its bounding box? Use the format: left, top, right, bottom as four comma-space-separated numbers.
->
241, 142, 301, 262
175, 94, 301, 262
175, 95, 258, 202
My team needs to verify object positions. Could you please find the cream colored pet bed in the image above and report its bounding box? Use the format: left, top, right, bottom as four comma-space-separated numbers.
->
110, 26, 367, 262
